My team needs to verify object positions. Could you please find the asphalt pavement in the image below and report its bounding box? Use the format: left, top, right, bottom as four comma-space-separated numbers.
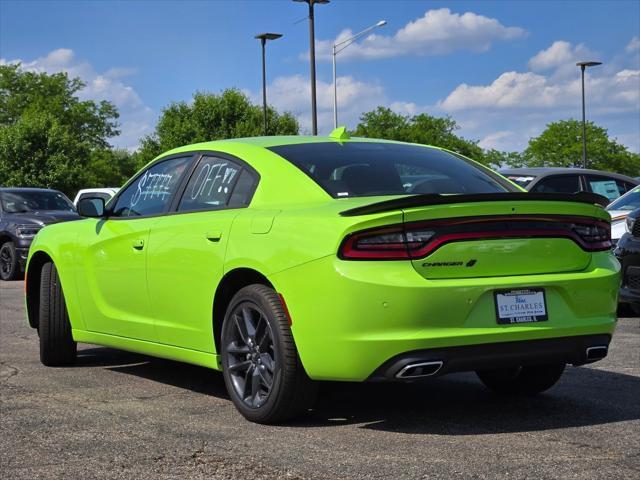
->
1, 279, 639, 479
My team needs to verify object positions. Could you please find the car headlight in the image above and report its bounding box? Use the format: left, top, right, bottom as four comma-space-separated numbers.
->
626, 216, 636, 234
15, 224, 43, 238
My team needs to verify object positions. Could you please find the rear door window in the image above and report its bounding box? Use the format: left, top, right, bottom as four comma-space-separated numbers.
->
529, 175, 581, 194
585, 175, 628, 201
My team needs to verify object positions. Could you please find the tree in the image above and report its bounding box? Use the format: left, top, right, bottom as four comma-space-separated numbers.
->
353, 107, 489, 165
0, 64, 121, 196
137, 89, 299, 166
523, 119, 640, 176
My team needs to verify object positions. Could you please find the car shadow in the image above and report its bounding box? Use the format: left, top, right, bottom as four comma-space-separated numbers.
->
75, 345, 640, 435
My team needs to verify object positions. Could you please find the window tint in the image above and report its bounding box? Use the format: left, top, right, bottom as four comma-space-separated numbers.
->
228, 169, 258, 207
0, 190, 74, 213
268, 142, 514, 198
178, 156, 246, 212
585, 175, 628, 201
530, 175, 581, 194
111, 156, 191, 217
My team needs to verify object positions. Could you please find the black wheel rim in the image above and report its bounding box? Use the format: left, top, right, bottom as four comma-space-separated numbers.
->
0, 245, 13, 277
225, 303, 276, 409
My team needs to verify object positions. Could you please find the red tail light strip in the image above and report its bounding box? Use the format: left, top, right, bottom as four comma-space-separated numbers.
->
339, 215, 611, 260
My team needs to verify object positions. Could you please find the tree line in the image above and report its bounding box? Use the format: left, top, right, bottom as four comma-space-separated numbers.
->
1, 64, 638, 198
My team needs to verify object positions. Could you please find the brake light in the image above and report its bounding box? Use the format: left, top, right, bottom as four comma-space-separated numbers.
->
339, 215, 611, 260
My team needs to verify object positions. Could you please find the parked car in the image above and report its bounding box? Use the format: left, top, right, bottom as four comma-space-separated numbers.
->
0, 188, 80, 280
73, 187, 119, 207
614, 208, 640, 314
606, 186, 640, 246
25, 134, 618, 423
499, 167, 637, 201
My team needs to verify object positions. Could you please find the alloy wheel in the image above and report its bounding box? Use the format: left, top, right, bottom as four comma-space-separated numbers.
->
0, 245, 14, 278
225, 303, 276, 409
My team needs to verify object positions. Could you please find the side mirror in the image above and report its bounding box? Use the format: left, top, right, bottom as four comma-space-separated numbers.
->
77, 197, 106, 218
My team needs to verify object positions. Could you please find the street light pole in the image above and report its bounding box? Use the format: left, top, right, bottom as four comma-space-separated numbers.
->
255, 33, 282, 136
294, 0, 329, 135
576, 61, 602, 169
332, 20, 386, 128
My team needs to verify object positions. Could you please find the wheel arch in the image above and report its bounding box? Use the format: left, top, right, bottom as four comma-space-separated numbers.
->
25, 250, 55, 329
212, 267, 275, 354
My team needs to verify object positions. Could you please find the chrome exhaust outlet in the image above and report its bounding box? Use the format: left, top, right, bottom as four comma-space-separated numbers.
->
395, 361, 443, 379
585, 345, 608, 361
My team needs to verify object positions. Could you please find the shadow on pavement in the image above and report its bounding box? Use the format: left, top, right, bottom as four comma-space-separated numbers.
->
75, 345, 640, 435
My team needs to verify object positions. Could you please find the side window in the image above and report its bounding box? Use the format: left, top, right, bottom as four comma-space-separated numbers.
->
111, 156, 192, 217
228, 169, 258, 207
585, 175, 626, 201
178, 156, 248, 212
530, 175, 581, 194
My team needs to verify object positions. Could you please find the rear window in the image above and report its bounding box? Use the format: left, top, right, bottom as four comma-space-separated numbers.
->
268, 142, 514, 198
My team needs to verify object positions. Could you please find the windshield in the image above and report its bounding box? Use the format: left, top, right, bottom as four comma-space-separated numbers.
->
504, 175, 536, 188
607, 188, 640, 211
269, 142, 515, 198
0, 190, 75, 213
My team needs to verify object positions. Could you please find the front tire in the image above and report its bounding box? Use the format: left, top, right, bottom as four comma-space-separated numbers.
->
476, 363, 565, 396
221, 284, 317, 424
0, 241, 20, 281
39, 262, 77, 366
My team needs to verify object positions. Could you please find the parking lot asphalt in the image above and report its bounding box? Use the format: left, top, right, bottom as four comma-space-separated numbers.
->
1, 279, 639, 479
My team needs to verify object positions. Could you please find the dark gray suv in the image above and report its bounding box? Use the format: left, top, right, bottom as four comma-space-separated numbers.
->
0, 188, 80, 280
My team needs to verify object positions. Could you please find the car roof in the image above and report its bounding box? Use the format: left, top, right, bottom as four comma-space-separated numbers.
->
159, 135, 437, 158
499, 167, 638, 183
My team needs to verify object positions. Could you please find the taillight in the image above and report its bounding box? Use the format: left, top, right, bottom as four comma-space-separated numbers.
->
339, 215, 611, 260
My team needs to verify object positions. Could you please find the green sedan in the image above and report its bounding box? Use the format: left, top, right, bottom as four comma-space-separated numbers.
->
25, 131, 619, 423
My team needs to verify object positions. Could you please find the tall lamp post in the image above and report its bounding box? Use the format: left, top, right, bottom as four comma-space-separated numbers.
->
576, 60, 602, 168
332, 20, 386, 128
294, 0, 329, 135
255, 33, 282, 136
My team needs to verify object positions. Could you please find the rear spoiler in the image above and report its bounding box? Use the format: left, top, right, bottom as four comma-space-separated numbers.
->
339, 192, 609, 217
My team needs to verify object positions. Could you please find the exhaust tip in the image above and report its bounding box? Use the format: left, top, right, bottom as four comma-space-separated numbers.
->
395, 361, 443, 379
586, 345, 608, 360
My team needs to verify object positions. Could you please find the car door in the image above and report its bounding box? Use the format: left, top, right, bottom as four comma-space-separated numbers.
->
146, 154, 259, 352
74, 155, 194, 340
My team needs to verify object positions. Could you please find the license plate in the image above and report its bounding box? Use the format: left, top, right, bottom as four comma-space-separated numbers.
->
494, 288, 548, 324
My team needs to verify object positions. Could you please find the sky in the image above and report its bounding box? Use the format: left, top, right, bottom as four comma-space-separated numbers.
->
1, 0, 639, 153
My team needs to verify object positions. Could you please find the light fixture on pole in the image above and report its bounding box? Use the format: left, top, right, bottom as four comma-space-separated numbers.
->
294, 0, 329, 135
332, 20, 386, 128
576, 60, 602, 169
255, 32, 283, 136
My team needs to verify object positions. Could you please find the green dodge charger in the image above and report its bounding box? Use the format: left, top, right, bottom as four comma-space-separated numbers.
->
25, 131, 619, 423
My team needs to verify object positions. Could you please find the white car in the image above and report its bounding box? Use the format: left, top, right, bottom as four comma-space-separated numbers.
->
606, 185, 640, 245
73, 188, 119, 207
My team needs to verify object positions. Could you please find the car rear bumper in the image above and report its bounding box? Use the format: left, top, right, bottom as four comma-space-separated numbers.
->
269, 251, 619, 381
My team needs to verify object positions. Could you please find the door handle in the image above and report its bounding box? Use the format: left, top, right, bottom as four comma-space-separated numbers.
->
132, 239, 145, 250
205, 231, 222, 242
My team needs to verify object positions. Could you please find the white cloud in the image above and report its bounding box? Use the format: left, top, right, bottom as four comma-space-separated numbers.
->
252, 74, 386, 134
627, 36, 640, 53
436, 39, 640, 152
314, 8, 526, 61
478, 130, 514, 150
1, 49, 153, 150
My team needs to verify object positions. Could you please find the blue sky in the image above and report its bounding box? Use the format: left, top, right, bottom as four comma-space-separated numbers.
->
1, 0, 639, 153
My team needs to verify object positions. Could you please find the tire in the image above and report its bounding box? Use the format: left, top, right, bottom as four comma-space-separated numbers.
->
630, 303, 640, 316
221, 284, 318, 424
39, 262, 77, 366
0, 241, 20, 281
476, 363, 565, 396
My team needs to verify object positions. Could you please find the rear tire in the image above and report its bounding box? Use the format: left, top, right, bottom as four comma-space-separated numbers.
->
0, 241, 20, 281
221, 284, 318, 424
39, 262, 77, 366
476, 363, 565, 396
